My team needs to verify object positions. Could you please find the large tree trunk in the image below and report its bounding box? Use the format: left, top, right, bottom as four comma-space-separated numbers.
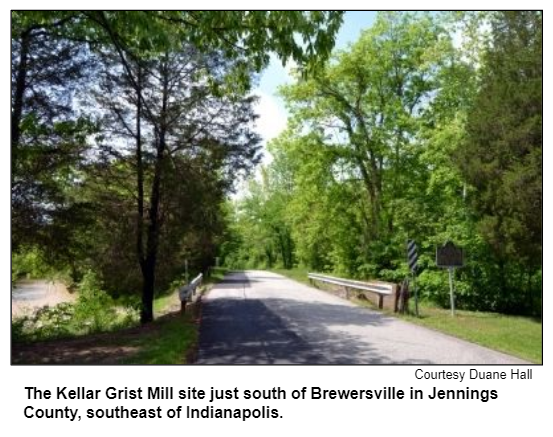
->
140, 59, 169, 324
135, 66, 152, 323
139, 145, 165, 322
140, 147, 163, 324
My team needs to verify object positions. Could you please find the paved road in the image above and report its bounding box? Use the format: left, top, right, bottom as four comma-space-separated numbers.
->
198, 271, 528, 364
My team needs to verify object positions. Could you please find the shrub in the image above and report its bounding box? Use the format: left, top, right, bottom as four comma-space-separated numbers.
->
12, 270, 139, 343
11, 247, 52, 282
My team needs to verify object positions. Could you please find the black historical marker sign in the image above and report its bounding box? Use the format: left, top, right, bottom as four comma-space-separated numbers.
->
436, 241, 464, 267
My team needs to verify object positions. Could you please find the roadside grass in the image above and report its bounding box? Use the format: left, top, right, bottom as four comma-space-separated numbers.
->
269, 267, 312, 286
120, 269, 229, 364
270, 267, 542, 364
154, 292, 180, 315
401, 305, 542, 364
121, 311, 198, 364
206, 267, 228, 284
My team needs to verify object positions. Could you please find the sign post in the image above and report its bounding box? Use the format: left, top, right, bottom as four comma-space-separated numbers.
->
436, 241, 464, 317
407, 240, 419, 317
448, 266, 455, 316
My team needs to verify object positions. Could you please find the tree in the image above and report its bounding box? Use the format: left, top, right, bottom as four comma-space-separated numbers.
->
12, 11, 345, 323
457, 11, 542, 267
221, 12, 542, 316
92, 11, 343, 323
279, 12, 456, 268
92, 44, 261, 322
11, 12, 97, 270
230, 167, 295, 270
453, 11, 542, 314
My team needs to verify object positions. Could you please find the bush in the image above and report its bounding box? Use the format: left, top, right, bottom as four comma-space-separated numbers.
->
12, 247, 52, 282
73, 271, 119, 332
12, 303, 76, 342
417, 269, 451, 307
12, 271, 139, 343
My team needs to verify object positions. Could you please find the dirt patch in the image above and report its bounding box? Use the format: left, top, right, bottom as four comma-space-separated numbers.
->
12, 280, 75, 319
11, 305, 202, 365
13, 343, 140, 365
12, 315, 166, 365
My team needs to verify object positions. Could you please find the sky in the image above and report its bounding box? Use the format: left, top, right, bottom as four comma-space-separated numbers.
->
253, 12, 377, 162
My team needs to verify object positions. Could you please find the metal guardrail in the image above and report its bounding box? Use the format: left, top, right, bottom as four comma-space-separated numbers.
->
308, 273, 393, 294
179, 273, 203, 303
308, 272, 395, 309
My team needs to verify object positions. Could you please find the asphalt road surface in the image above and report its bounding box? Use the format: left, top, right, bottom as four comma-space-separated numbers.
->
198, 270, 528, 364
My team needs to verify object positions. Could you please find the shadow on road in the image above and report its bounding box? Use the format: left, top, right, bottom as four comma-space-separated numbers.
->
199, 296, 432, 365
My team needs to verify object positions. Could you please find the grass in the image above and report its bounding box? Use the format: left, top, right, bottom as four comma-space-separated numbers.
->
121, 270, 230, 364
122, 311, 199, 364
401, 305, 542, 363
206, 267, 228, 284
154, 293, 179, 315
269, 267, 312, 286
117, 268, 230, 364
270, 267, 542, 364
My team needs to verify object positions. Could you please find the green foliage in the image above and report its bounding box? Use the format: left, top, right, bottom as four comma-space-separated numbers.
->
73, 271, 119, 332
11, 247, 52, 282
456, 11, 542, 268
11, 14, 98, 253
12, 10, 344, 323
89, 11, 343, 74
224, 12, 542, 317
12, 11, 541, 323
12, 303, 74, 342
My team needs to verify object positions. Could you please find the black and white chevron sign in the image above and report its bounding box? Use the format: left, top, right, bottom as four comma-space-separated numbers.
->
407, 240, 418, 272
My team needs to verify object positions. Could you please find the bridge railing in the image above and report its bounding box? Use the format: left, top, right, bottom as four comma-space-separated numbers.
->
308, 272, 396, 310
179, 273, 203, 313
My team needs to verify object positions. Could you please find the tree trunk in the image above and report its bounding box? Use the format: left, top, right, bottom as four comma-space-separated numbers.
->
140, 144, 163, 324
135, 65, 145, 265
12, 30, 30, 150
140, 256, 156, 324
135, 66, 152, 323
140, 59, 169, 324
